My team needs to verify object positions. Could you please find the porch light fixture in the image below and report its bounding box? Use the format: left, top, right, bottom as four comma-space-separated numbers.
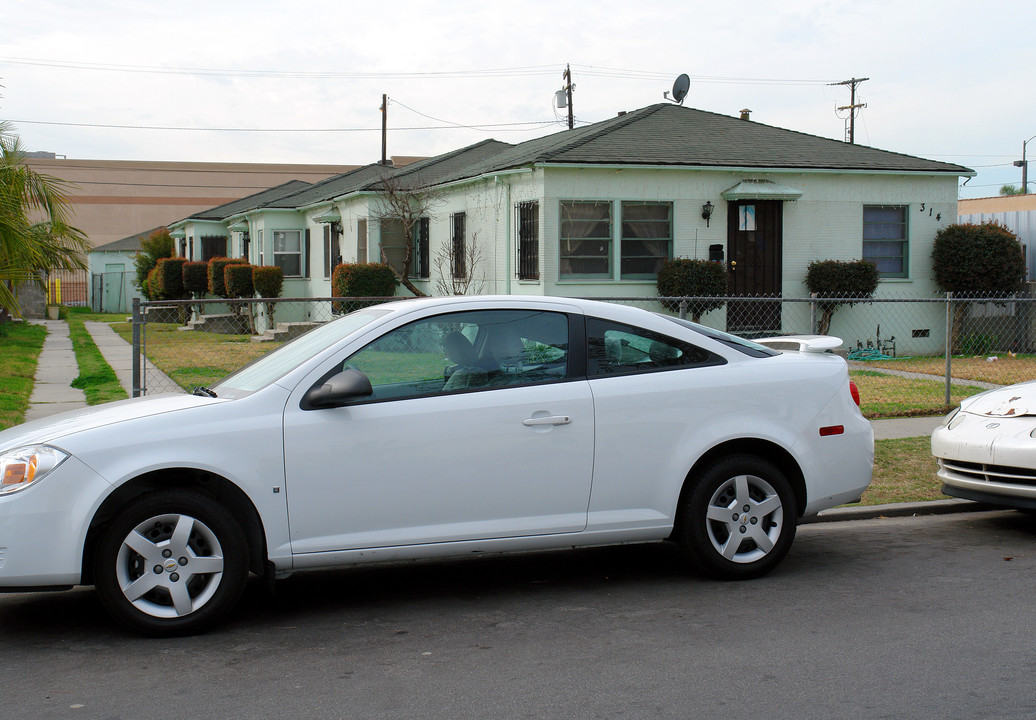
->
701, 201, 715, 227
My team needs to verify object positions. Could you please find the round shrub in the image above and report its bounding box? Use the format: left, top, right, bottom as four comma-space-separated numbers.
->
932, 222, 1026, 296
153, 257, 186, 300
804, 259, 879, 335
656, 258, 728, 322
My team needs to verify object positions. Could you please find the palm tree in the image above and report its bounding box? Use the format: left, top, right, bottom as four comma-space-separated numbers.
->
0, 122, 89, 319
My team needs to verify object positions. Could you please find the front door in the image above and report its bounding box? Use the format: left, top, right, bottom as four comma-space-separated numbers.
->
726, 200, 782, 333
103, 263, 125, 313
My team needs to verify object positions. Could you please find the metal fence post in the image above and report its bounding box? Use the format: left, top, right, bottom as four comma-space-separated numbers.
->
678, 299, 688, 320
810, 293, 817, 334
945, 292, 952, 406
132, 297, 142, 398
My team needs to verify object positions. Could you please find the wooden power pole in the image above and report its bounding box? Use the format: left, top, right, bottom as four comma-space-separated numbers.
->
831, 77, 868, 144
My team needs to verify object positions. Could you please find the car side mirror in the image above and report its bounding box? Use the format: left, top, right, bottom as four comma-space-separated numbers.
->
303, 368, 373, 409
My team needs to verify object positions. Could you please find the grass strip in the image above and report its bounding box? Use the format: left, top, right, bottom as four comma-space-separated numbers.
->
859, 435, 942, 505
66, 310, 128, 405
851, 369, 986, 419
0, 322, 47, 431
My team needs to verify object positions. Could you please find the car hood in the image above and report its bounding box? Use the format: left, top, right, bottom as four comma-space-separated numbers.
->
0, 393, 225, 451
962, 380, 1036, 418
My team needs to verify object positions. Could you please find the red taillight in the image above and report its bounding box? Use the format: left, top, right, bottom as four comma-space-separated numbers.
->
849, 380, 861, 407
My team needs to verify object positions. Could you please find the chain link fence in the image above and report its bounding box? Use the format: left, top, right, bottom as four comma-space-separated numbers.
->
130, 293, 1036, 418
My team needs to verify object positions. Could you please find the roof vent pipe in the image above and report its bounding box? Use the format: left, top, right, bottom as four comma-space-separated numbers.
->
617, 111, 627, 116
740, 108, 752, 121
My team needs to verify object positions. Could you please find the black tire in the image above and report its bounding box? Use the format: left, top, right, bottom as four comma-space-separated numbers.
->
94, 489, 249, 636
676, 455, 797, 580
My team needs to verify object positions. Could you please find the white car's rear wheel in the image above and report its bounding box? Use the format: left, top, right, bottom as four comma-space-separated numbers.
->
94, 490, 248, 636
678, 455, 796, 579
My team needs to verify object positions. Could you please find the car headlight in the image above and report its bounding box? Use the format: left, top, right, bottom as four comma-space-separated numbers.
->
941, 408, 960, 428
0, 446, 69, 495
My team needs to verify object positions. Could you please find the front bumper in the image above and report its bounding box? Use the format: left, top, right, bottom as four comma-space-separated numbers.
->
0, 455, 111, 588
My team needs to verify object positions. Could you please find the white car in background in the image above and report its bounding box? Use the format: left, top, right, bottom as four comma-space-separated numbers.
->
933, 381, 1036, 510
0, 296, 873, 635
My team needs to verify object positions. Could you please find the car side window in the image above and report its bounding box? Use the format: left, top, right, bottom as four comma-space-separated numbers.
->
586, 317, 723, 377
343, 309, 570, 401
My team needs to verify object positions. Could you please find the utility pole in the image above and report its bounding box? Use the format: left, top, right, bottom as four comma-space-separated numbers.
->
831, 77, 868, 144
1014, 135, 1036, 194
380, 94, 388, 166
562, 64, 574, 130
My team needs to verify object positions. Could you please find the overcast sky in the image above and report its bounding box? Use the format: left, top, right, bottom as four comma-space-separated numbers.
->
2, 0, 1033, 199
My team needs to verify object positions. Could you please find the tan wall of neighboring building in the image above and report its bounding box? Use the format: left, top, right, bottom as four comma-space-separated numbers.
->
959, 195, 1036, 214
24, 158, 361, 250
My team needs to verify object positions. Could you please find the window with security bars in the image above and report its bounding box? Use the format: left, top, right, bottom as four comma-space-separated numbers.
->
323, 224, 342, 278
863, 205, 908, 278
560, 201, 611, 278
620, 202, 672, 279
452, 212, 466, 278
357, 219, 367, 264
516, 201, 539, 280
200, 236, 227, 263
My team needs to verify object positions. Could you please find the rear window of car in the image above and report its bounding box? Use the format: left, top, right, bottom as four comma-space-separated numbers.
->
661, 315, 780, 358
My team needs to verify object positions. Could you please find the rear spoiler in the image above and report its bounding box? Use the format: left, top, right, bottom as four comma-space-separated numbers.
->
754, 335, 843, 353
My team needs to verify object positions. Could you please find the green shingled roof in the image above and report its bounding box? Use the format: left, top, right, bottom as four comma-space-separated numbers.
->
380, 104, 972, 189
186, 180, 313, 221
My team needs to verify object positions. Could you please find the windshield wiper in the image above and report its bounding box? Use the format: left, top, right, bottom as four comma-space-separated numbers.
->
192, 386, 218, 398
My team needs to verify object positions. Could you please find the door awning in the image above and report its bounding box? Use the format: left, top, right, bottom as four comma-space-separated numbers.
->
721, 179, 803, 201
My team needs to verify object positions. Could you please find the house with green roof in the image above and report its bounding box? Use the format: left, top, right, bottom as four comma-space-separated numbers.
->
171, 102, 973, 348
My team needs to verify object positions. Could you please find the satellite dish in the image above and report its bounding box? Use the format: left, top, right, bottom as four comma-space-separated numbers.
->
671, 74, 690, 105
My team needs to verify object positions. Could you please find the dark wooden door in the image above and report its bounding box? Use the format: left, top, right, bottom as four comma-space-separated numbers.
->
726, 200, 782, 333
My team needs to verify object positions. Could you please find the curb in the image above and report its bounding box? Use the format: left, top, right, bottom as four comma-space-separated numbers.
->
802, 498, 996, 524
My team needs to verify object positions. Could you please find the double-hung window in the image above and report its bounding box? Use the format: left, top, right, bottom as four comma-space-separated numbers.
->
273, 230, 302, 277
863, 205, 908, 278
620, 202, 672, 279
560, 201, 611, 278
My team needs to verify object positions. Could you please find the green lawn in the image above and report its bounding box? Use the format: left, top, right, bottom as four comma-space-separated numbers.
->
66, 308, 128, 405
0, 322, 47, 430
851, 369, 986, 419
862, 436, 942, 505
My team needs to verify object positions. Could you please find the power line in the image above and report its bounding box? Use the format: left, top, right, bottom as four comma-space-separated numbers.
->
1, 55, 838, 87
0, 56, 561, 79
387, 98, 561, 132
5, 117, 560, 133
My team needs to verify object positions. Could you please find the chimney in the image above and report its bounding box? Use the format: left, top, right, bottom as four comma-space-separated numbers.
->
739, 108, 752, 121
617, 111, 627, 117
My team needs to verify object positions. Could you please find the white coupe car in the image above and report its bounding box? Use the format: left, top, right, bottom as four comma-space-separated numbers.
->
933, 381, 1036, 510
0, 296, 873, 635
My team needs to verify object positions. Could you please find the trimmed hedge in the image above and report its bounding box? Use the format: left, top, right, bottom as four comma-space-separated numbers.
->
252, 265, 284, 298
932, 222, 1026, 295
183, 261, 209, 297
332, 263, 397, 297
804, 259, 879, 335
656, 258, 728, 322
152, 257, 186, 300
208, 257, 249, 297
224, 263, 254, 299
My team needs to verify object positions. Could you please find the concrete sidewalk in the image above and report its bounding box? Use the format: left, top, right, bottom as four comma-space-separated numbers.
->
24, 320, 87, 421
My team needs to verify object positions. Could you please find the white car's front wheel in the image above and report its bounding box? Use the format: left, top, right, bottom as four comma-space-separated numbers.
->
678, 455, 796, 579
94, 490, 248, 636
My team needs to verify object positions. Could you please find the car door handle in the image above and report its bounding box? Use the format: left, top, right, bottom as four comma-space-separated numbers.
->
522, 415, 571, 426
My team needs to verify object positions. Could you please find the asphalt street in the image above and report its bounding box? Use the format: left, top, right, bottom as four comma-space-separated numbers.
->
1, 509, 1034, 720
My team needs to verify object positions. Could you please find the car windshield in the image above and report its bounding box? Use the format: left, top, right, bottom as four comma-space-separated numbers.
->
661, 315, 780, 358
215, 308, 390, 393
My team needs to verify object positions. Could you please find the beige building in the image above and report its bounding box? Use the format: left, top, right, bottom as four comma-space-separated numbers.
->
23, 158, 358, 310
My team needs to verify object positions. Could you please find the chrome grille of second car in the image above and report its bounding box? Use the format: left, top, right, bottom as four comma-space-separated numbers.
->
941, 459, 1036, 487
